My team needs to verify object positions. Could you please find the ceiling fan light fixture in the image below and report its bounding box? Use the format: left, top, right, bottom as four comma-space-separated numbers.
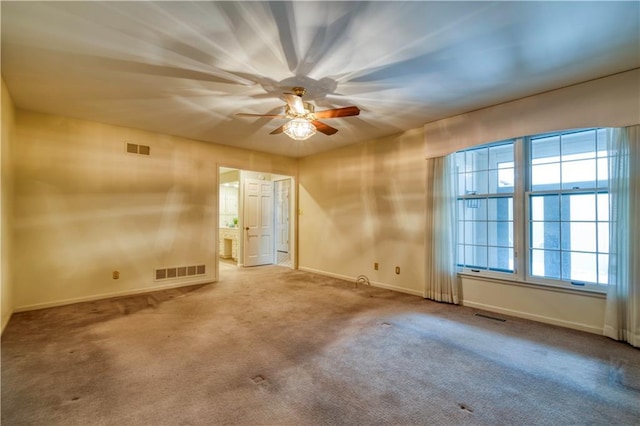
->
283, 118, 316, 140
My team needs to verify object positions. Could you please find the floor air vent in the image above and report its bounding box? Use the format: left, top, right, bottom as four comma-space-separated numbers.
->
475, 313, 506, 322
155, 265, 205, 281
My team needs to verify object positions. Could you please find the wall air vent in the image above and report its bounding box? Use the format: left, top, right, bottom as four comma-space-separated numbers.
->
125, 142, 151, 156
155, 264, 206, 281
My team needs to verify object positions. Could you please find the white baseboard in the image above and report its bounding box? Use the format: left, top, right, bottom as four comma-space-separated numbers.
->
461, 300, 603, 335
1, 310, 13, 334
298, 266, 423, 297
14, 278, 215, 313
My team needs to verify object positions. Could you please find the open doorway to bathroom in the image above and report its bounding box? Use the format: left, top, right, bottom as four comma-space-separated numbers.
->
218, 167, 295, 275
219, 167, 240, 268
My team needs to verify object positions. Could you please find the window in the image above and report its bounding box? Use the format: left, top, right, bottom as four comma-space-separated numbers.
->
455, 128, 610, 291
456, 143, 514, 273
528, 129, 610, 286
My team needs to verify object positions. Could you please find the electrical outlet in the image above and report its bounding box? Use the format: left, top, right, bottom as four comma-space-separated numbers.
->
395, 266, 400, 275
374, 262, 379, 270
113, 270, 120, 280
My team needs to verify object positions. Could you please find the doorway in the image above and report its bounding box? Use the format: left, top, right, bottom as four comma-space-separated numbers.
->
217, 167, 295, 275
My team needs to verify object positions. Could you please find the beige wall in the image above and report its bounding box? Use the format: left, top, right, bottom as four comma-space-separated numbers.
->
459, 277, 606, 334
424, 69, 640, 157
2, 79, 16, 331
12, 110, 296, 311
298, 128, 426, 295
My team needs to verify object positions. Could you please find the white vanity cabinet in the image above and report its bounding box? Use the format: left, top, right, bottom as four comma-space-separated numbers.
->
219, 228, 239, 260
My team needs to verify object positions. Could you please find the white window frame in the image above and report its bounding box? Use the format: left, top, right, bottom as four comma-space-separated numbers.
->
456, 140, 518, 281
456, 130, 609, 294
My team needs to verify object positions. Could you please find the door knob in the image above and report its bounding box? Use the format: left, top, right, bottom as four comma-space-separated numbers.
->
245, 227, 250, 231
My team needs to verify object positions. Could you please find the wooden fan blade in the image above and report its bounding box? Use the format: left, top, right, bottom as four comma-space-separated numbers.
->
312, 121, 338, 136
236, 113, 286, 118
314, 106, 360, 119
270, 124, 286, 135
283, 94, 306, 115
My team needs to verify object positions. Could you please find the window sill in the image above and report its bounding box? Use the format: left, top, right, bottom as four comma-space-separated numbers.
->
457, 271, 607, 299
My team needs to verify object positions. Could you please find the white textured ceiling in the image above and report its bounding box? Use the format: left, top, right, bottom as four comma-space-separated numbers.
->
2, 1, 639, 157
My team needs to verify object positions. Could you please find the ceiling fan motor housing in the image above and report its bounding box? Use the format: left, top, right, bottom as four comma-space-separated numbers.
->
285, 102, 315, 120
292, 87, 306, 97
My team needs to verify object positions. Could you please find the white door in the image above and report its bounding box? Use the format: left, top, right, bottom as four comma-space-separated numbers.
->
243, 178, 274, 267
274, 180, 290, 253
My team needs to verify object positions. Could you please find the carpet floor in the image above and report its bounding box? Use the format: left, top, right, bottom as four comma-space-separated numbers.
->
2, 264, 639, 425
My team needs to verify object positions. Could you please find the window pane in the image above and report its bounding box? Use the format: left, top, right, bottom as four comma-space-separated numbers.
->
530, 194, 560, 221
598, 254, 609, 284
488, 246, 513, 272
488, 197, 512, 221
465, 245, 487, 269
531, 221, 560, 249
458, 244, 464, 265
457, 199, 465, 220
498, 166, 514, 189
489, 170, 500, 193
531, 163, 560, 190
561, 159, 596, 189
531, 249, 560, 279
597, 193, 609, 221
598, 222, 609, 253
467, 149, 489, 171
561, 130, 596, 161
562, 251, 597, 283
458, 172, 466, 196
532, 135, 560, 164
463, 198, 487, 221
597, 157, 609, 188
597, 129, 609, 157
489, 144, 514, 169
561, 193, 596, 221
466, 171, 488, 194
561, 222, 597, 252
455, 152, 466, 172
488, 221, 513, 247
490, 168, 515, 192
464, 221, 487, 245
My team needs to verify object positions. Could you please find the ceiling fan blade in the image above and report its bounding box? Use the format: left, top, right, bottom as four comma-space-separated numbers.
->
236, 113, 286, 118
283, 94, 306, 115
312, 121, 339, 136
270, 124, 286, 135
314, 106, 360, 119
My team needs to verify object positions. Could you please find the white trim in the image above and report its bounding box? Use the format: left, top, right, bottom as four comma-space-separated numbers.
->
14, 278, 214, 313
1, 310, 13, 334
298, 266, 423, 297
461, 299, 603, 335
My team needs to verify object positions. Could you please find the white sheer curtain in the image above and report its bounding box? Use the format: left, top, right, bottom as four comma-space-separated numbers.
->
425, 154, 458, 304
604, 125, 640, 347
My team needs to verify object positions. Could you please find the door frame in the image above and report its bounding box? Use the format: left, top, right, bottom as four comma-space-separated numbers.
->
215, 164, 297, 282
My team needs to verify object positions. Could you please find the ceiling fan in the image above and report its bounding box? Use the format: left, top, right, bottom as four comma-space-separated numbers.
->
236, 87, 360, 140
